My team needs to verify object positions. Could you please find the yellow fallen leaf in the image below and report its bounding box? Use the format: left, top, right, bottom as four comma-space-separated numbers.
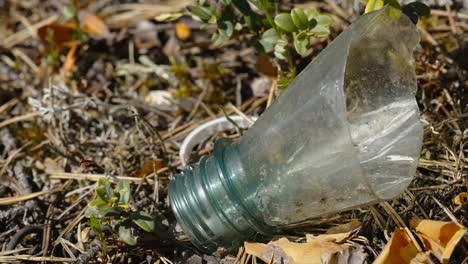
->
306, 232, 351, 244
62, 41, 78, 73
80, 13, 110, 38
245, 236, 349, 264
175, 22, 191, 40
410, 218, 466, 263
452, 192, 468, 206
374, 228, 419, 264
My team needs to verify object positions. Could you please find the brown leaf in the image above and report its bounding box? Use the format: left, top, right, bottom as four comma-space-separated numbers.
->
133, 159, 163, 178
374, 228, 419, 264
175, 22, 191, 40
80, 13, 110, 38
245, 235, 351, 264
256, 53, 277, 79
410, 218, 466, 263
37, 23, 76, 47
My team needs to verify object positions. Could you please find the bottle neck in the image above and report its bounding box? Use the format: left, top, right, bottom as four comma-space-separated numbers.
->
169, 139, 271, 252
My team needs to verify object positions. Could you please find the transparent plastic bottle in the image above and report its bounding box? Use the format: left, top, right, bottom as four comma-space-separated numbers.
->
169, 6, 423, 252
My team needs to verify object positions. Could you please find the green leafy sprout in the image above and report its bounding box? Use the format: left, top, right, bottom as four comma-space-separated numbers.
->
189, 0, 333, 58
86, 178, 155, 246
189, 0, 429, 89
188, 0, 334, 89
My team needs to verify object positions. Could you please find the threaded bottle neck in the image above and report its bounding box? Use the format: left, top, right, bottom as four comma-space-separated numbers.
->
169, 139, 271, 252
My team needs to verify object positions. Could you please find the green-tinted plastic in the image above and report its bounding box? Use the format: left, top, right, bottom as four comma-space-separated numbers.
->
169, 6, 423, 252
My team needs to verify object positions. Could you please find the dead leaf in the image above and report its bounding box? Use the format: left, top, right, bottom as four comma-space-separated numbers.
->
80, 13, 110, 38
452, 192, 468, 206
321, 245, 367, 264
245, 235, 352, 264
62, 41, 78, 73
410, 218, 466, 263
374, 228, 420, 264
306, 232, 352, 243
175, 22, 191, 40
37, 23, 76, 47
133, 159, 163, 178
256, 53, 277, 79
80, 227, 91, 243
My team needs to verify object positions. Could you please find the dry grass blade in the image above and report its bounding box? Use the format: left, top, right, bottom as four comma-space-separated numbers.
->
0, 255, 75, 262
0, 190, 50, 205
48, 172, 152, 184
101, 0, 192, 28
2, 15, 59, 48
0, 112, 41, 129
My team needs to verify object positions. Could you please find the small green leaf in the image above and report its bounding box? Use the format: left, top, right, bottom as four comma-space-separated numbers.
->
95, 188, 109, 202
291, 8, 309, 30
117, 180, 131, 204
97, 178, 113, 199
365, 0, 384, 13
316, 15, 333, 26
188, 5, 212, 22
274, 38, 288, 60
304, 8, 319, 21
388, 6, 403, 19
132, 211, 155, 232
259, 28, 279, 53
102, 207, 124, 217
310, 25, 331, 37
89, 215, 104, 240
274, 13, 297, 33
118, 225, 137, 246
294, 32, 310, 56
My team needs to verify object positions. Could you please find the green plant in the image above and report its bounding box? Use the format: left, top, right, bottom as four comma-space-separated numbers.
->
189, 0, 333, 88
86, 178, 155, 246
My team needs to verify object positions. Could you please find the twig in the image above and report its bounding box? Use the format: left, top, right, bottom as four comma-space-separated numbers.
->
0, 111, 41, 129
0, 98, 19, 115
266, 79, 277, 108
48, 172, 151, 183
0, 190, 50, 205
12, 48, 39, 73
0, 255, 75, 262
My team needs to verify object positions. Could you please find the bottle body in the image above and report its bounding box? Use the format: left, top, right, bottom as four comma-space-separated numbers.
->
170, 6, 423, 251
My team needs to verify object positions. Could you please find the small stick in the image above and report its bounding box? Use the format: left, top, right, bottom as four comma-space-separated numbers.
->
48, 172, 149, 183
0, 190, 50, 206
2, 15, 58, 48
431, 9, 468, 20
0, 112, 41, 129
445, 3, 457, 34
228, 103, 255, 125
12, 48, 39, 73
0, 98, 19, 115
266, 79, 277, 108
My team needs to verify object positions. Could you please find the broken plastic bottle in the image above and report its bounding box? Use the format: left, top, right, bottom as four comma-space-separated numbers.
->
169, 6, 423, 252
